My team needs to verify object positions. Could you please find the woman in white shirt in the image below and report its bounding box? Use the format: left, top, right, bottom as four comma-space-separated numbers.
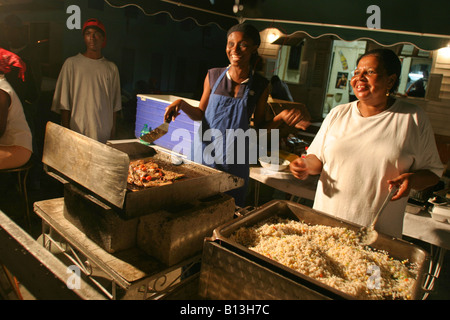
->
290, 49, 443, 238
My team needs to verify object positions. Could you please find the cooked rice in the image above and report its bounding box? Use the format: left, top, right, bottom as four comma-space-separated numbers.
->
231, 217, 418, 300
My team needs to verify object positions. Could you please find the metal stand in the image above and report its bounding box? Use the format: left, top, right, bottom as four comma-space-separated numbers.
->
34, 198, 201, 300
0, 208, 105, 300
422, 245, 446, 299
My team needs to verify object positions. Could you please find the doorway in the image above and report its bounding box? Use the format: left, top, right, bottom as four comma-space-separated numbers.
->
323, 40, 367, 117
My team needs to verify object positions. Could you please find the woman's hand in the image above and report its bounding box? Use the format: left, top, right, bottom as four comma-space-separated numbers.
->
290, 157, 309, 180
275, 108, 311, 130
277, 108, 302, 126
387, 173, 412, 200
294, 119, 311, 130
289, 154, 323, 180
164, 99, 183, 122
165, 98, 205, 122
387, 170, 440, 201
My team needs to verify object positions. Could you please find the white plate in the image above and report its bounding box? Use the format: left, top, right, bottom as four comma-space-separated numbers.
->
259, 156, 290, 172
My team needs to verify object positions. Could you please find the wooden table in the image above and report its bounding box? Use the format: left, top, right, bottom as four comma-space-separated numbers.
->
250, 166, 319, 205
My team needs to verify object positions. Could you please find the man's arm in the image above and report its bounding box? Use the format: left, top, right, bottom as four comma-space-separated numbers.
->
0, 89, 11, 137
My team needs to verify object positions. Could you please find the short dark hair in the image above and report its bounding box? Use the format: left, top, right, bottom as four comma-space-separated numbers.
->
227, 23, 261, 47
357, 49, 402, 94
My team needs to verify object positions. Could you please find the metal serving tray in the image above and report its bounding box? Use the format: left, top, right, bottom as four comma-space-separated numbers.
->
200, 200, 430, 300
42, 122, 243, 218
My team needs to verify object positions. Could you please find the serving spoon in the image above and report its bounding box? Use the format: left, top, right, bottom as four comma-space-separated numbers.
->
361, 185, 399, 246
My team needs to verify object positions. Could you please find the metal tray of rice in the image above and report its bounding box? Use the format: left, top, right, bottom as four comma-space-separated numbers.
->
199, 200, 430, 300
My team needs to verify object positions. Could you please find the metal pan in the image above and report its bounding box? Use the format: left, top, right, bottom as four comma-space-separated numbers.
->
202, 200, 430, 300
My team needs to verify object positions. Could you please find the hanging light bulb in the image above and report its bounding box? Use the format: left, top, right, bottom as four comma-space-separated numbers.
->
439, 44, 450, 57
268, 32, 279, 43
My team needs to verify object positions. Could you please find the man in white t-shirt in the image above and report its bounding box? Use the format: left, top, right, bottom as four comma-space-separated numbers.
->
51, 18, 121, 143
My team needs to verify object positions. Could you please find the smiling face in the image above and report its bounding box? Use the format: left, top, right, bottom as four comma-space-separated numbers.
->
350, 55, 397, 106
226, 31, 257, 68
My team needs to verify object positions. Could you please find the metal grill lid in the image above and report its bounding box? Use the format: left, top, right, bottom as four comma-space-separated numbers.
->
42, 122, 129, 209
42, 122, 244, 216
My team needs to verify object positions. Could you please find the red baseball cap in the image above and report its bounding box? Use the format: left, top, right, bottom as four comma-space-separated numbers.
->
82, 18, 107, 48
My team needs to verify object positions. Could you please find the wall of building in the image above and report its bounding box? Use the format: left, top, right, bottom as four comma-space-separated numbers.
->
1, 0, 229, 100
259, 32, 333, 121
2, 1, 448, 130
431, 47, 450, 100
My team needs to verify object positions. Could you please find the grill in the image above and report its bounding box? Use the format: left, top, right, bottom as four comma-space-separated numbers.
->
42, 122, 243, 219
41, 122, 241, 262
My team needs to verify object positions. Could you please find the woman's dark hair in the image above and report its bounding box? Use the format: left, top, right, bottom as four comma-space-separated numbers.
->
357, 48, 402, 94
227, 23, 261, 47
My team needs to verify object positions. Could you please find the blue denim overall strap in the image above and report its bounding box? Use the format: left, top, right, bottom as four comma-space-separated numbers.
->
199, 67, 253, 206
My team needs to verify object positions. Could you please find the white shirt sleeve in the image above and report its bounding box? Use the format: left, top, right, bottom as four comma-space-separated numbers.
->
307, 104, 342, 162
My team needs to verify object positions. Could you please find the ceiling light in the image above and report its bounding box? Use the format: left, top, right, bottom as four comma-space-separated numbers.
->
268, 32, 279, 43
438, 45, 450, 60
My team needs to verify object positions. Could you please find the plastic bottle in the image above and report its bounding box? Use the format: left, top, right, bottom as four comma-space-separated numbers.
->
140, 124, 151, 145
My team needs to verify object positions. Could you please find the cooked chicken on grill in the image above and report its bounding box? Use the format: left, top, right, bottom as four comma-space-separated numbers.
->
127, 159, 185, 188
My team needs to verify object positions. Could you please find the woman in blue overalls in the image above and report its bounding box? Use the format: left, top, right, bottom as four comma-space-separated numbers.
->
164, 23, 308, 207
